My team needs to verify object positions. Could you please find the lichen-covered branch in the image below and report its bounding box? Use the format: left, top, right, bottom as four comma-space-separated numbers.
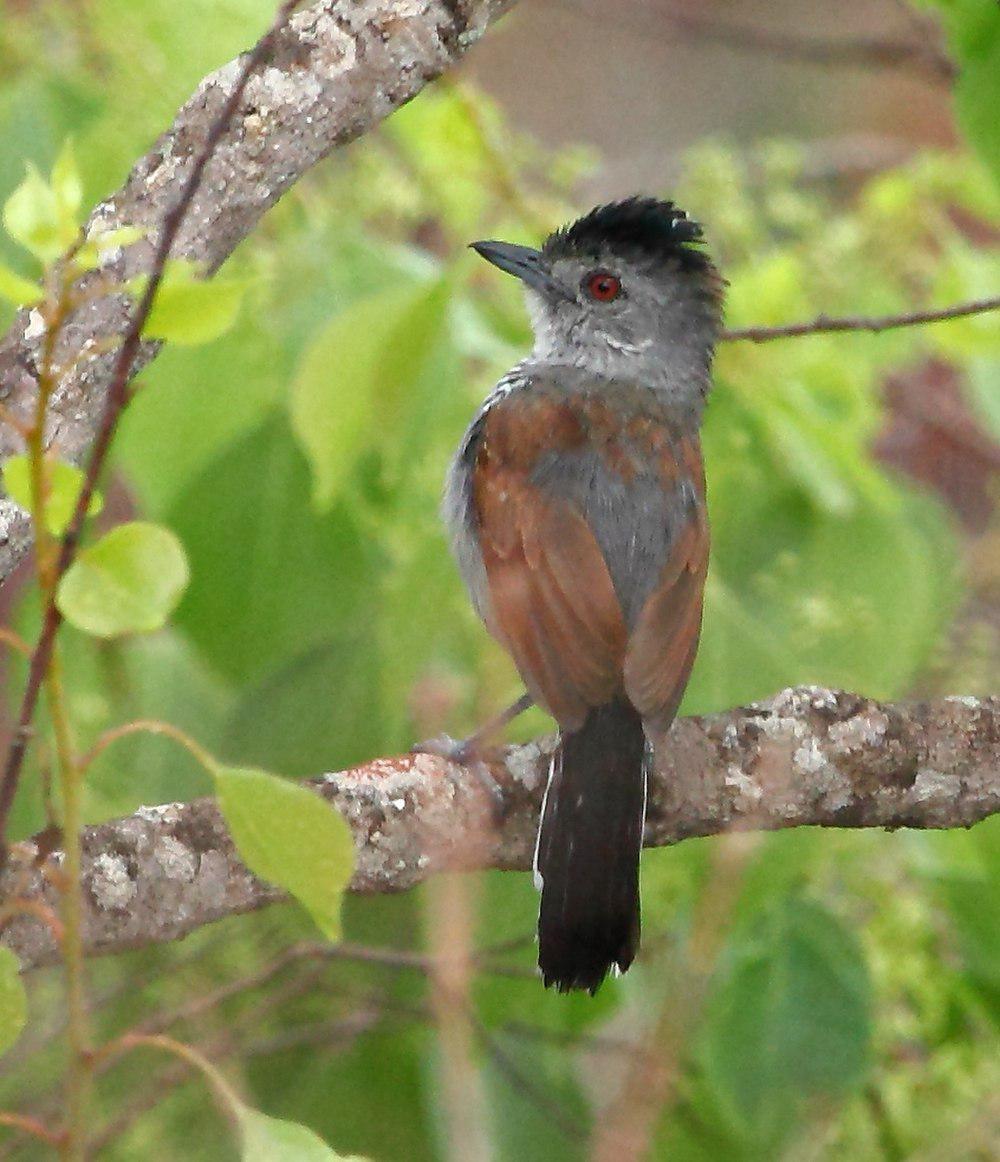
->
0, 0, 516, 585
2, 687, 997, 970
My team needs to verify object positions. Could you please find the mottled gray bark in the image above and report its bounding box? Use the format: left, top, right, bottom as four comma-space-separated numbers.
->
3, 686, 997, 970
0, 0, 515, 584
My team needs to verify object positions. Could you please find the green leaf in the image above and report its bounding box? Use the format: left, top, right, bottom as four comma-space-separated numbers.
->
684, 382, 961, 713
699, 899, 872, 1142
0, 947, 27, 1059
237, 1103, 366, 1161
165, 418, 377, 686
139, 262, 245, 345
224, 637, 383, 778
927, 1, 1000, 186
74, 224, 146, 271
0, 262, 42, 305
50, 138, 83, 223
56, 521, 189, 637
759, 408, 856, 516
214, 766, 354, 942
2, 454, 103, 536
289, 279, 452, 510
915, 816, 1000, 1003
68, 631, 231, 828
2, 161, 77, 261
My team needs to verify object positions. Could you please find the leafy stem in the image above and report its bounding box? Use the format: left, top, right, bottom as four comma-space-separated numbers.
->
100, 1033, 245, 1124
0, 0, 305, 858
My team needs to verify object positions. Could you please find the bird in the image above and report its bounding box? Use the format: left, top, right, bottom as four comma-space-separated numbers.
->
442, 197, 724, 993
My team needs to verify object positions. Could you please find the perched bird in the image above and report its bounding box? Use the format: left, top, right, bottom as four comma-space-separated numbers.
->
443, 198, 724, 992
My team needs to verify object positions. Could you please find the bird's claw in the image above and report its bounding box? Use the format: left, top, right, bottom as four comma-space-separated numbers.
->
410, 733, 478, 767
410, 735, 508, 822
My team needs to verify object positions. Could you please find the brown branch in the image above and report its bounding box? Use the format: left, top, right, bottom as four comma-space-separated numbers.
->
721, 296, 1000, 343
0, 0, 517, 584
1, 687, 997, 971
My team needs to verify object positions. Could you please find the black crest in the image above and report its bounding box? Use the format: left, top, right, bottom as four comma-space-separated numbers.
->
543, 197, 707, 269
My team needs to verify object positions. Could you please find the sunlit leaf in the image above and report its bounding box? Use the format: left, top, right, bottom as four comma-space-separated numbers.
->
289, 279, 452, 510
74, 224, 146, 270
0, 262, 42, 305
138, 261, 246, 345
2, 161, 76, 261
56, 521, 189, 637
237, 1103, 365, 1160
215, 766, 354, 942
50, 138, 83, 223
2, 454, 103, 536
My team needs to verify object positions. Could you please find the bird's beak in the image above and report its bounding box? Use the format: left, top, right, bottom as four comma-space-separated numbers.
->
470, 240, 570, 300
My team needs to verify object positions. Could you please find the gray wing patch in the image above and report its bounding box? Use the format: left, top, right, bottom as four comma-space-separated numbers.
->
530, 445, 694, 630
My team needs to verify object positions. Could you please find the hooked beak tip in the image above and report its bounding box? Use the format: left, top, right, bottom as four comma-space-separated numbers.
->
469, 239, 566, 299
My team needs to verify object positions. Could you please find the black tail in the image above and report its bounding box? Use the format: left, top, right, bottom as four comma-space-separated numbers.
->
535, 698, 647, 994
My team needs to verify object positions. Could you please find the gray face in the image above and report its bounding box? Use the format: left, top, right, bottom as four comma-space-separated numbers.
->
471, 239, 721, 412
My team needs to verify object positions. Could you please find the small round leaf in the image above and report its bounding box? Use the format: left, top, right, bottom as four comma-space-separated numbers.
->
56, 522, 190, 637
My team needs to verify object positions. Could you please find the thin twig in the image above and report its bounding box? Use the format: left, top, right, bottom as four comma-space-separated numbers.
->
721, 295, 1000, 343
77, 719, 218, 775
0, 1112, 65, 1150
471, 1016, 586, 1143
0, 897, 64, 948
0, 629, 30, 659
0, 0, 304, 858
90, 993, 374, 1153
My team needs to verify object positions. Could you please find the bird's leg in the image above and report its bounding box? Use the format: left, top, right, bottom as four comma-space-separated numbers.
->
412, 692, 536, 822
411, 692, 534, 766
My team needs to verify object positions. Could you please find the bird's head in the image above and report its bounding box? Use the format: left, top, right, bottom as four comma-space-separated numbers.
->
472, 197, 724, 404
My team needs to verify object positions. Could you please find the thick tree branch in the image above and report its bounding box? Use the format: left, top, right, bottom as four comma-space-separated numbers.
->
2, 687, 997, 971
0, 0, 516, 586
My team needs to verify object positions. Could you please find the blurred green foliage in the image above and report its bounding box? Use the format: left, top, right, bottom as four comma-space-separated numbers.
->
1, 0, 998, 1159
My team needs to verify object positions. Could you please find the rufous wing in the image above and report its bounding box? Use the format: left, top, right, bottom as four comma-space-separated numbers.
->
624, 505, 709, 730
475, 474, 627, 731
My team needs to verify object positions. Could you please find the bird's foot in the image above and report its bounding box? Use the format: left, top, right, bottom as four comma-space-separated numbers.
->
410, 733, 481, 767
411, 735, 507, 821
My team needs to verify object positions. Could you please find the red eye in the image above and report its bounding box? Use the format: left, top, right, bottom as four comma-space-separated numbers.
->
585, 271, 622, 302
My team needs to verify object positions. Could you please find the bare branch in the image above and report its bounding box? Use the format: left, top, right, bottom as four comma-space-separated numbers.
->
2, 687, 997, 971
722, 296, 1000, 343
0, 0, 516, 586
